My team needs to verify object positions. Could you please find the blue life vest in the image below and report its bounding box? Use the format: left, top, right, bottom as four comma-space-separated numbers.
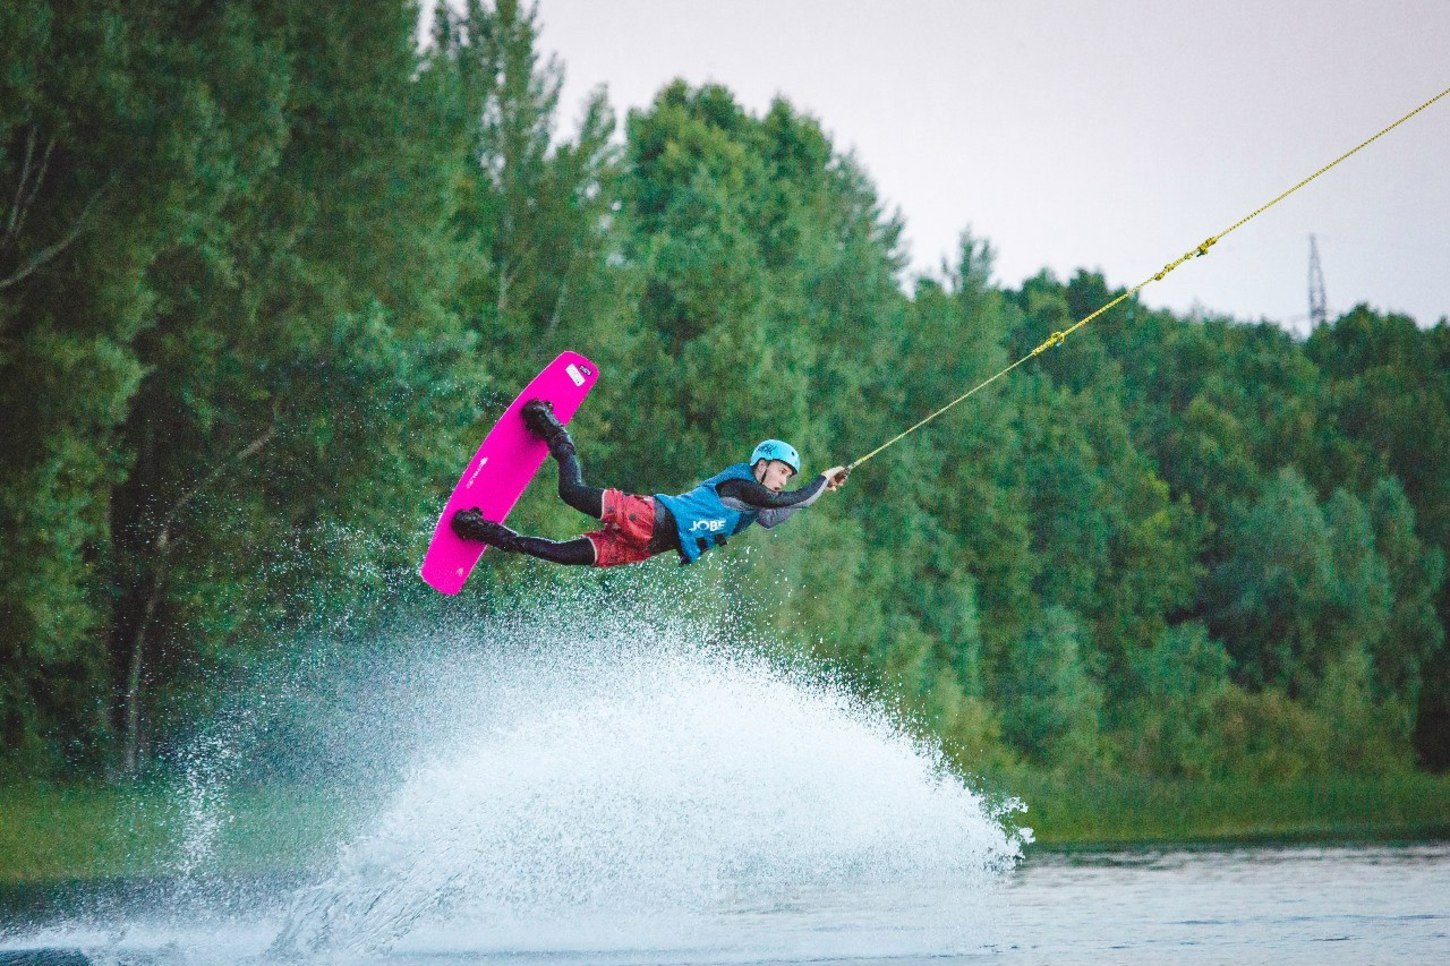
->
656, 463, 760, 564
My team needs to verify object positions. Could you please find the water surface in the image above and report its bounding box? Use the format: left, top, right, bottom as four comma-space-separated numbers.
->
3, 842, 1446, 963
1001, 842, 1450, 964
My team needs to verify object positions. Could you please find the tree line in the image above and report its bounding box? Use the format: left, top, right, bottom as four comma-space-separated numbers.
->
2, 0, 1447, 782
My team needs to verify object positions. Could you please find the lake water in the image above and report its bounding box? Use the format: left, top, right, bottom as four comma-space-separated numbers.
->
5, 599, 1446, 962
3, 842, 1446, 964
1000, 842, 1450, 964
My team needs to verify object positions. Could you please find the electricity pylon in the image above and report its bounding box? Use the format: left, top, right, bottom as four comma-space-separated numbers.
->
1308, 235, 1328, 330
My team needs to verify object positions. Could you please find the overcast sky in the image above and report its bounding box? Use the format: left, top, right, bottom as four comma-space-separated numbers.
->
536, 0, 1449, 331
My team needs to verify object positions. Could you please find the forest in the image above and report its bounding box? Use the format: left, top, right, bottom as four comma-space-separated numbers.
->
3, 0, 1448, 791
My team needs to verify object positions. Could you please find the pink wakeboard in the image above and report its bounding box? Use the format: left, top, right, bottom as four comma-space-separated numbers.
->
420, 350, 600, 594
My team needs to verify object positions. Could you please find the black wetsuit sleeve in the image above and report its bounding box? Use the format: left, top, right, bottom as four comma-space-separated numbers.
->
717, 474, 829, 529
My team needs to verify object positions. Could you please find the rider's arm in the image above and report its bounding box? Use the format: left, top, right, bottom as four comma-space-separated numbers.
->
717, 474, 829, 529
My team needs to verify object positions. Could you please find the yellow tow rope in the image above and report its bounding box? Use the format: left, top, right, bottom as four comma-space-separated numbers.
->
845, 83, 1450, 474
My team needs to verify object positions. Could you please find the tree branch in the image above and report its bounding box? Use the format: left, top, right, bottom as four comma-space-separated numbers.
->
118, 401, 282, 776
5, 127, 38, 241
0, 183, 105, 292
155, 400, 282, 551
18, 136, 56, 238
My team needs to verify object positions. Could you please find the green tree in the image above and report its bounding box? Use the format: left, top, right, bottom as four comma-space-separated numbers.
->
1210, 468, 1337, 695
1, 0, 262, 772
0, 0, 488, 777
1120, 621, 1231, 778
103, 0, 480, 775
1307, 307, 1450, 766
997, 606, 1103, 768
1366, 477, 1445, 730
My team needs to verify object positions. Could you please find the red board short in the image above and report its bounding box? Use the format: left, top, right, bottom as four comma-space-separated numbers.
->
584, 489, 661, 568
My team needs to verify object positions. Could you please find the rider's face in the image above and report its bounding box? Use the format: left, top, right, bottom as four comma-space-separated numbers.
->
756, 459, 796, 493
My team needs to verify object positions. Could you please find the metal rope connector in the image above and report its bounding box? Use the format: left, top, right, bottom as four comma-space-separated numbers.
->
1031, 330, 1067, 356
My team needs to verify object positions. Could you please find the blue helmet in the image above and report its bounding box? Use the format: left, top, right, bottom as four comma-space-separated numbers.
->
750, 439, 801, 475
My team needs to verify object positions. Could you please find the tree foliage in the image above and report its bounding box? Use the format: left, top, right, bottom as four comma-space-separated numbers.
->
3, 1, 1448, 782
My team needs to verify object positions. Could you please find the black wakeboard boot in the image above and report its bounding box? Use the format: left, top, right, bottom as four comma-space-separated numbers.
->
451, 508, 524, 551
521, 399, 575, 459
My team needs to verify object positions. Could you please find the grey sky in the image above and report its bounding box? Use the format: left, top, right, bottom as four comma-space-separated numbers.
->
538, 0, 1449, 330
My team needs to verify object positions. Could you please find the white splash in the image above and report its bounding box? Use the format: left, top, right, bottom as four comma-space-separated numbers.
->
271, 598, 1024, 959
